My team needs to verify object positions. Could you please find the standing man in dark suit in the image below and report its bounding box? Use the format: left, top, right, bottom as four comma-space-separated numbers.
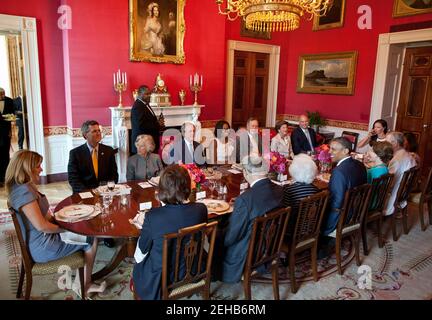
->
322, 137, 367, 237
131, 85, 160, 155
235, 117, 263, 163
170, 122, 205, 165
13, 96, 24, 150
0, 88, 15, 186
291, 114, 318, 155
221, 155, 283, 283
68, 120, 118, 193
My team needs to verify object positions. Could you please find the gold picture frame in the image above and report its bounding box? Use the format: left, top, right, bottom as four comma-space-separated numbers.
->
393, 0, 432, 18
297, 51, 358, 95
129, 0, 186, 64
240, 20, 271, 40
313, 0, 346, 31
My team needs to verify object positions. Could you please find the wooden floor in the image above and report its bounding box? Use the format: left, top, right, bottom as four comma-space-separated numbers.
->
0, 181, 73, 212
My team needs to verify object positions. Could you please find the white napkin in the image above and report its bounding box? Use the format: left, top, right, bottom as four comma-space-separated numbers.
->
79, 192, 93, 199
129, 211, 146, 229
60, 232, 89, 246
138, 182, 153, 189
228, 169, 242, 174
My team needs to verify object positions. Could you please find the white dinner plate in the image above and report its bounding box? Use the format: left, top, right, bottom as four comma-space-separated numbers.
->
198, 199, 230, 213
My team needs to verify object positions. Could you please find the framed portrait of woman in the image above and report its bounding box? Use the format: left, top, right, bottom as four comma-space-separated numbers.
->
393, 0, 432, 17
130, 0, 186, 64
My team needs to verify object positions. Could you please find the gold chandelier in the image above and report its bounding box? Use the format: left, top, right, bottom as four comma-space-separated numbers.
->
215, 0, 334, 32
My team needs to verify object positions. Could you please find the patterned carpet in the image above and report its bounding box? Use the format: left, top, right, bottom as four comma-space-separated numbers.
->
1, 204, 432, 300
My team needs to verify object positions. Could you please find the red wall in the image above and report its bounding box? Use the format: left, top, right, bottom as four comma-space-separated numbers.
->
64, 0, 227, 127
1, 0, 66, 126
247, 0, 432, 123
2, 0, 432, 127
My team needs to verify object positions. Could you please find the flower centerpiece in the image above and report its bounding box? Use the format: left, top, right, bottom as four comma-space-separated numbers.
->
268, 152, 288, 181
315, 144, 331, 173
180, 163, 206, 191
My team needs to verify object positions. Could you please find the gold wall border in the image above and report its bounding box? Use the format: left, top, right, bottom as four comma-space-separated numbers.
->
44, 126, 112, 137
276, 114, 368, 131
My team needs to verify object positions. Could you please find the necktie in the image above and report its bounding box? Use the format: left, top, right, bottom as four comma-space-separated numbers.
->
304, 129, 313, 151
92, 148, 98, 179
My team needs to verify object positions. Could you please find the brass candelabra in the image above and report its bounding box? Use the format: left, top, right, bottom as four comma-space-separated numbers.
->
113, 69, 127, 107
189, 73, 203, 106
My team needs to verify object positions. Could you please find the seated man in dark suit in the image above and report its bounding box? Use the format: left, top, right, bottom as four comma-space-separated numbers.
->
68, 120, 119, 248
68, 120, 119, 193
235, 117, 263, 163
221, 155, 283, 283
291, 114, 318, 155
322, 137, 367, 237
170, 122, 205, 165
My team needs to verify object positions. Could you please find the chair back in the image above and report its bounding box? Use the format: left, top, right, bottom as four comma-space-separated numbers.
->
244, 207, 290, 275
161, 221, 218, 300
292, 191, 329, 247
368, 173, 395, 213
337, 184, 372, 235
396, 166, 420, 207
341, 131, 360, 152
8, 205, 35, 270
420, 167, 432, 202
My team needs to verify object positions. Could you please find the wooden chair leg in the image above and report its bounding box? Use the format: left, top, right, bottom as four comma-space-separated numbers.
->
271, 262, 279, 300
354, 234, 361, 267
243, 275, 251, 300
311, 244, 318, 282
418, 202, 426, 231
402, 207, 409, 235
361, 222, 369, 256
24, 271, 32, 300
390, 214, 398, 241
16, 262, 25, 299
428, 200, 432, 226
336, 237, 343, 275
289, 252, 297, 294
377, 217, 384, 248
79, 267, 86, 300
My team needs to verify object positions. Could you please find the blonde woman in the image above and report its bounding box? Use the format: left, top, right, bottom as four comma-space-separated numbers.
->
6, 150, 105, 295
127, 134, 163, 181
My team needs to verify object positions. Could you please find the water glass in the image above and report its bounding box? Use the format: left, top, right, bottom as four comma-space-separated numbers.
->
103, 194, 112, 209
120, 194, 129, 206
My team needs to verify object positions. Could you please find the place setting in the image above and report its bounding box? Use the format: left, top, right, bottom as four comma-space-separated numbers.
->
93, 180, 131, 196
55, 203, 102, 223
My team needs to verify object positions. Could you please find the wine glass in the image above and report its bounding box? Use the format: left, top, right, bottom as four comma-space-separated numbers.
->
208, 180, 216, 199
107, 180, 115, 192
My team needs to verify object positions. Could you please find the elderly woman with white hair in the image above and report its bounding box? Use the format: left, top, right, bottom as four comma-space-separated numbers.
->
282, 154, 319, 238
127, 134, 163, 181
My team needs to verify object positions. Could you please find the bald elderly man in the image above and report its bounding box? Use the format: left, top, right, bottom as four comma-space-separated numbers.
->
291, 114, 318, 155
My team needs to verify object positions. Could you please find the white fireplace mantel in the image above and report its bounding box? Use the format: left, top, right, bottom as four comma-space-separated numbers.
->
110, 104, 204, 182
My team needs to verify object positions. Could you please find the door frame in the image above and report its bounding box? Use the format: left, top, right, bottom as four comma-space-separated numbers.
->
226, 40, 280, 128
0, 14, 45, 172
370, 28, 432, 130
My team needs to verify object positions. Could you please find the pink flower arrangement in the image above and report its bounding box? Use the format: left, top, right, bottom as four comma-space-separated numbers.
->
269, 152, 287, 174
180, 164, 206, 189
315, 144, 331, 163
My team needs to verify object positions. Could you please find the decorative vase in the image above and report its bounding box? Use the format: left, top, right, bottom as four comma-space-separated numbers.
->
179, 89, 186, 105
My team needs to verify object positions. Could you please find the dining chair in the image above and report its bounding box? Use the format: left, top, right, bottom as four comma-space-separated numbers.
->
8, 206, 86, 300
331, 184, 372, 275
161, 221, 218, 300
391, 166, 421, 239
409, 167, 432, 231
362, 173, 394, 255
341, 131, 360, 152
242, 207, 290, 300
282, 191, 329, 293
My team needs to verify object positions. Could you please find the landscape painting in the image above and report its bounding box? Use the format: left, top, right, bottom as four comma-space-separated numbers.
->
297, 51, 358, 95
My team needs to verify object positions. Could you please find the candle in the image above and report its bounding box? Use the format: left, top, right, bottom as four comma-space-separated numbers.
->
113, 73, 116, 87
117, 71, 120, 84
194, 73, 198, 86
124, 72, 127, 86
200, 75, 203, 87
190, 75, 192, 86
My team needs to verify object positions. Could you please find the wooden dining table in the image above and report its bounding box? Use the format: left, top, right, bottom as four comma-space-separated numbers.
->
54, 165, 328, 280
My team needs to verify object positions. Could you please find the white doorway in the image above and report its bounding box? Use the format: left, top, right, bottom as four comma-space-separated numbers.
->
0, 14, 45, 173
225, 40, 280, 128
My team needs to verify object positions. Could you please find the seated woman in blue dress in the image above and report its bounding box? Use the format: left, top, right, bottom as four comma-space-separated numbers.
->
366, 141, 393, 183
6, 150, 106, 295
132, 164, 208, 300
127, 134, 163, 181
